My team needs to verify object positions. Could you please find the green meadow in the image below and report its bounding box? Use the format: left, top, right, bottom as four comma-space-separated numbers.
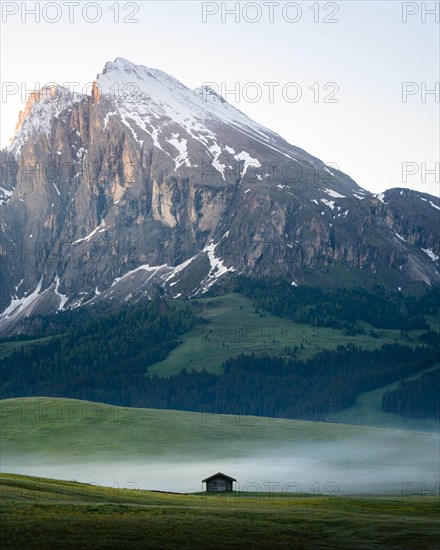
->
2, 397, 436, 463
1, 398, 437, 498
149, 294, 420, 376
0, 397, 379, 462
1, 473, 439, 549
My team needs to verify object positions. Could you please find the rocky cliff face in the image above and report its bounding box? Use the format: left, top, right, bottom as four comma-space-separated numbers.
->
1, 58, 439, 329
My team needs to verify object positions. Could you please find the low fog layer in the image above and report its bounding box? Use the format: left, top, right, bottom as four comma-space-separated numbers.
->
4, 430, 439, 495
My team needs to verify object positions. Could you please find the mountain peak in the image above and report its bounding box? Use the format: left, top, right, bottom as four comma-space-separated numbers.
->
1, 59, 439, 327
15, 84, 65, 131
10, 84, 83, 158
98, 57, 187, 93
92, 57, 280, 162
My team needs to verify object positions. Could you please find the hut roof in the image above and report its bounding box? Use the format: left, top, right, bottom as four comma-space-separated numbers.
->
202, 472, 237, 483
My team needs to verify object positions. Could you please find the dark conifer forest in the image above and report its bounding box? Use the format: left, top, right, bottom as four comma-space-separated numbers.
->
1, 283, 439, 421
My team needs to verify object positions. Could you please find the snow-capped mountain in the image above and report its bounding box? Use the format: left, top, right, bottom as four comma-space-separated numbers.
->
0, 57, 439, 329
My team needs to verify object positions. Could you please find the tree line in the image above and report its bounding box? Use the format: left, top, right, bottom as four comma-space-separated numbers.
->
382, 368, 440, 420
233, 278, 438, 330
1, 284, 438, 421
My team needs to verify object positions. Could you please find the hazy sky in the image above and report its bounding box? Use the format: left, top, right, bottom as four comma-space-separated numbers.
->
1, 1, 439, 195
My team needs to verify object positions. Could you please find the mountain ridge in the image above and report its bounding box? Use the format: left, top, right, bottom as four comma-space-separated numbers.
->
0, 57, 439, 331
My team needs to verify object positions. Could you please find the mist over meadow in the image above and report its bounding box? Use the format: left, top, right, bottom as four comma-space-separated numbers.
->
4, 427, 438, 495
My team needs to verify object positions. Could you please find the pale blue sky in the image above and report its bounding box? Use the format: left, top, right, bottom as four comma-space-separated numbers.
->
1, 1, 439, 195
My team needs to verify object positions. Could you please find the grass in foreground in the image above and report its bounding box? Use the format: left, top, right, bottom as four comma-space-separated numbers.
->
1, 474, 439, 549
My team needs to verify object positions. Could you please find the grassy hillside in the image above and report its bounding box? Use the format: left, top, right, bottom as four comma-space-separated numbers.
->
0, 397, 380, 461
149, 293, 423, 376
1, 398, 438, 496
1, 473, 439, 549
336, 364, 440, 430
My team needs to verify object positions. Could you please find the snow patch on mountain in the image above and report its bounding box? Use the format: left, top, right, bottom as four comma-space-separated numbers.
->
103, 111, 118, 129
72, 220, 107, 245
0, 186, 13, 206
323, 188, 345, 199
54, 274, 69, 311
111, 264, 169, 287
0, 278, 44, 321
197, 240, 236, 293
164, 255, 197, 283
209, 142, 225, 178
234, 150, 261, 179
321, 199, 335, 210
205, 242, 232, 279
167, 134, 191, 169
422, 248, 439, 262
375, 193, 387, 204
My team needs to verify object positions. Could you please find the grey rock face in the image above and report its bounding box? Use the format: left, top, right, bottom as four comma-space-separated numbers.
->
1, 58, 439, 330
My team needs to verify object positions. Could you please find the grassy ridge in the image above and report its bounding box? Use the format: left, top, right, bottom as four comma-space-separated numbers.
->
0, 397, 372, 461
1, 474, 439, 549
2, 396, 435, 462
